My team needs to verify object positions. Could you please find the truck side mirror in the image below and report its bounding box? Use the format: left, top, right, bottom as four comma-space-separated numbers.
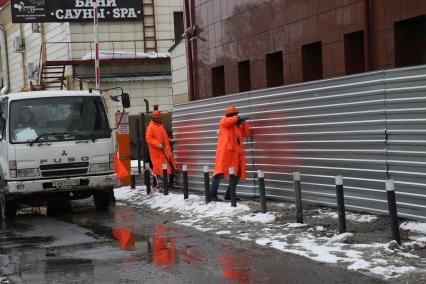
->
121, 93, 130, 109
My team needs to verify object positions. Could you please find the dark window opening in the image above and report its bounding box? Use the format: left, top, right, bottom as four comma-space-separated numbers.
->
238, 60, 251, 92
394, 15, 426, 68
266, 51, 284, 88
173, 12, 184, 43
302, 41, 323, 82
212, 66, 225, 97
344, 31, 365, 75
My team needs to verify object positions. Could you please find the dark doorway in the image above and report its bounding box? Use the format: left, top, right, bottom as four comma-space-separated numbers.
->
302, 41, 323, 82
212, 66, 225, 97
266, 51, 284, 88
238, 60, 251, 92
344, 31, 365, 75
394, 16, 426, 68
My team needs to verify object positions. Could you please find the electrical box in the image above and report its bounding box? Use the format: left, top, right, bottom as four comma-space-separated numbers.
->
32, 23, 41, 33
13, 36, 25, 52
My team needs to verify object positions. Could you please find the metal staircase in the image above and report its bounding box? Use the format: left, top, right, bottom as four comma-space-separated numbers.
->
142, 0, 158, 52
40, 64, 66, 90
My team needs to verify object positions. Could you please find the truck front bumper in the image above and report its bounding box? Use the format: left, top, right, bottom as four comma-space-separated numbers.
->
6, 174, 117, 194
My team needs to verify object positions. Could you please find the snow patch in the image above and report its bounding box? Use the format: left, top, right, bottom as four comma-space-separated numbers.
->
400, 221, 426, 235
315, 211, 378, 223
240, 212, 276, 223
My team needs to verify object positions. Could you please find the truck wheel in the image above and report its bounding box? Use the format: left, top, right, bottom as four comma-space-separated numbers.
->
93, 191, 111, 211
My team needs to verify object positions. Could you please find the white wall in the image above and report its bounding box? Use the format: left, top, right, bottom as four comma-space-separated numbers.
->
170, 40, 188, 103
82, 80, 173, 123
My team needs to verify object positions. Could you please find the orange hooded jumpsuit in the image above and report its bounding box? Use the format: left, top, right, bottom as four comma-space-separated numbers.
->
146, 112, 177, 186
211, 107, 250, 198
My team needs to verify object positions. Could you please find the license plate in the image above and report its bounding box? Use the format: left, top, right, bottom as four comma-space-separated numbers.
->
52, 179, 80, 188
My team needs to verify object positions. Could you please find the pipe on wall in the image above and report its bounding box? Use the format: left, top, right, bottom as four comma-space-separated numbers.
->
0, 24, 9, 94
183, 0, 195, 101
363, 0, 371, 72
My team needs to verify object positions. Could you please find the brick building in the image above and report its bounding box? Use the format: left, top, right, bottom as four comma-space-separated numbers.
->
186, 0, 426, 100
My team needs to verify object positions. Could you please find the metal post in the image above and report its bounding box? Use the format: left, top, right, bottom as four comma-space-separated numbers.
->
183, 165, 189, 200
203, 166, 211, 203
386, 180, 401, 245
229, 167, 237, 207
131, 175, 136, 189
335, 176, 346, 234
163, 164, 168, 196
136, 118, 142, 175
93, 1, 100, 89
293, 172, 303, 224
145, 163, 151, 194
258, 170, 267, 213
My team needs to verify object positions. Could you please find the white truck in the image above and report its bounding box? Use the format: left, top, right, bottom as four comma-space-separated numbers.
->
0, 90, 128, 218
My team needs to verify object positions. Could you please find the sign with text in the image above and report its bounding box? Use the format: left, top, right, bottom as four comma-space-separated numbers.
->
12, 0, 143, 23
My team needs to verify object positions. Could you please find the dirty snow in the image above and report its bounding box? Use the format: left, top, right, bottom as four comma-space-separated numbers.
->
400, 221, 426, 235
240, 212, 276, 223
115, 186, 426, 280
314, 211, 378, 223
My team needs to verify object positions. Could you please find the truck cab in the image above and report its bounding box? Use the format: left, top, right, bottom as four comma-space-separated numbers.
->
0, 90, 119, 217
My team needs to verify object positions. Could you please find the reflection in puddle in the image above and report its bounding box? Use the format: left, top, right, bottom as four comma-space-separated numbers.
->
153, 224, 177, 267
112, 228, 135, 251
220, 248, 252, 283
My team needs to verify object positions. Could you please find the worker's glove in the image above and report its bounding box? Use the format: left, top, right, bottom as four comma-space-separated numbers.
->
158, 144, 163, 149
237, 116, 248, 126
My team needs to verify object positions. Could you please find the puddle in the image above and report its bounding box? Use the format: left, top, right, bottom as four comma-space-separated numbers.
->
0, 204, 388, 283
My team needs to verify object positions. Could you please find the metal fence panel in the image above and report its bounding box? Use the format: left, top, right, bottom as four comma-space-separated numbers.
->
172, 65, 426, 220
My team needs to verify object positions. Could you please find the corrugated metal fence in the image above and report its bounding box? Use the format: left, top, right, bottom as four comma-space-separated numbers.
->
172, 65, 426, 221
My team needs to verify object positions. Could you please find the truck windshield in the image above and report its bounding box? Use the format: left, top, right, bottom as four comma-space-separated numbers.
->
9, 96, 111, 144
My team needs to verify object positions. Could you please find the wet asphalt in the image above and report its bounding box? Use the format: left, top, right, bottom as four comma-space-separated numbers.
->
0, 200, 390, 284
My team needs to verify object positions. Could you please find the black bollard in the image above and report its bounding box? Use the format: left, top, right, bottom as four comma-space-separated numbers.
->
293, 172, 303, 224
144, 163, 151, 194
163, 164, 169, 195
229, 167, 237, 207
203, 166, 211, 203
386, 180, 401, 245
183, 165, 189, 200
131, 175, 136, 189
258, 170, 267, 213
335, 176, 346, 234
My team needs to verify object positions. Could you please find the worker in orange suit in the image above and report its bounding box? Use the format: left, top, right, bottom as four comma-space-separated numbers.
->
211, 106, 251, 201
146, 110, 177, 189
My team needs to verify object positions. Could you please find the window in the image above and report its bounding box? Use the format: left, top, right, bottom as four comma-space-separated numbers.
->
238, 60, 251, 92
173, 12, 184, 43
212, 66, 225, 97
344, 31, 365, 75
9, 96, 111, 143
302, 41, 323, 82
394, 16, 426, 68
266, 51, 284, 88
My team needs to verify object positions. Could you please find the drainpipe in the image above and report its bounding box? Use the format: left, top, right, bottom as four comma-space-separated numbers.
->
184, 0, 195, 101
363, 0, 371, 71
0, 23, 9, 95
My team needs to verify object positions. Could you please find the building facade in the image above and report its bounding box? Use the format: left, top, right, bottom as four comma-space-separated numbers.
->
0, 0, 185, 121
187, 0, 426, 100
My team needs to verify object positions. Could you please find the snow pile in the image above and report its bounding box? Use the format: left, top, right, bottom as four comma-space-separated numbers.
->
138, 193, 250, 219
82, 51, 170, 60
114, 186, 143, 203
314, 211, 378, 223
239, 212, 276, 223
327, 233, 354, 244
400, 221, 426, 234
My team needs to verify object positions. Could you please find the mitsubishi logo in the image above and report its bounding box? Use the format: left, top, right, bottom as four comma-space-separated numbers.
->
61, 150, 68, 156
